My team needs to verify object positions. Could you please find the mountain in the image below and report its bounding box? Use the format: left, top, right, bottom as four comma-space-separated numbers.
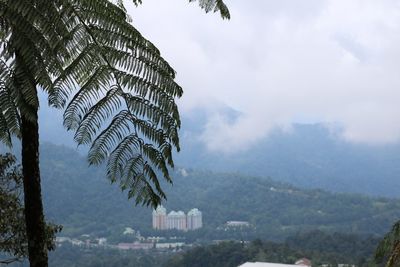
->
36, 100, 400, 198
37, 143, 400, 242
178, 117, 400, 198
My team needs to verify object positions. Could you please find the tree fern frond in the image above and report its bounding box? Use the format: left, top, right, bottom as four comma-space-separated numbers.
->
0, 96, 13, 146
188, 0, 230, 19
128, 173, 161, 206
0, 0, 231, 209
122, 158, 163, 206
74, 87, 122, 145
126, 0, 230, 19
63, 65, 114, 130
87, 25, 175, 78
4, 0, 67, 83
2, 0, 193, 207
0, 79, 20, 141
142, 143, 170, 181
74, 0, 129, 23
106, 130, 172, 206
50, 43, 97, 108
143, 161, 165, 194
0, 61, 21, 138
115, 72, 181, 126
107, 133, 142, 182
88, 110, 133, 165
0, 0, 230, 218
123, 93, 178, 132
9, 54, 40, 123
100, 45, 176, 88
0, 115, 12, 146
129, 0, 143, 6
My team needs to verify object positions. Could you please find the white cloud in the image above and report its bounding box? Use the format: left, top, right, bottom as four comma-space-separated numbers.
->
127, 0, 400, 152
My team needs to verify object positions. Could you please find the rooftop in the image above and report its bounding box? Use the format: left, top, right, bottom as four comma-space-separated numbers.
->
238, 262, 303, 267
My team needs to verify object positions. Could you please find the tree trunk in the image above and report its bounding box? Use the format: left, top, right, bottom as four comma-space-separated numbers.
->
21, 109, 48, 267
11, 25, 48, 267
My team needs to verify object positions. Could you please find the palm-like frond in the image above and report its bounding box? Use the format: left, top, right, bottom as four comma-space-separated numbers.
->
54, 0, 182, 206
0, 60, 20, 146
1, 0, 229, 206
0, 0, 182, 206
128, 0, 230, 19
0, 0, 68, 126
188, 0, 230, 19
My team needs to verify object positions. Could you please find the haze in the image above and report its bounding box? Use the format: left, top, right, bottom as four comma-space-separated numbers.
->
124, 0, 400, 153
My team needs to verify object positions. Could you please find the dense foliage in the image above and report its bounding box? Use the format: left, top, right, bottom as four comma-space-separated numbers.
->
1, 1, 229, 264
48, 243, 170, 267
3, 144, 396, 265
8, 231, 377, 267
177, 122, 400, 198
166, 233, 382, 267
375, 221, 400, 267
0, 154, 26, 263
0, 154, 61, 264
0, 0, 229, 209
39, 116, 400, 199
32, 143, 400, 242
286, 230, 381, 265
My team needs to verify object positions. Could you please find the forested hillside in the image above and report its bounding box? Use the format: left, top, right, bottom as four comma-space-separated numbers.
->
37, 103, 400, 198
178, 119, 400, 198
166, 233, 381, 267
37, 143, 400, 241
47, 232, 381, 267
44, 231, 381, 267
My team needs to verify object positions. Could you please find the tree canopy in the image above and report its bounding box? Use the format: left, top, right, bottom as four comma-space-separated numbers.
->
1, 0, 228, 206
0, 154, 26, 263
376, 221, 400, 267
0, 153, 61, 264
1, 0, 229, 265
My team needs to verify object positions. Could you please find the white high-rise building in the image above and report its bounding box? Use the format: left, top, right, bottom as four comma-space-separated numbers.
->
187, 208, 202, 230
152, 205, 167, 230
152, 207, 202, 231
167, 211, 187, 230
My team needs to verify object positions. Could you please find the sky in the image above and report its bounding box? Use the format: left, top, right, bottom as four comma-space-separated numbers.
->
35, 0, 400, 154
121, 0, 400, 153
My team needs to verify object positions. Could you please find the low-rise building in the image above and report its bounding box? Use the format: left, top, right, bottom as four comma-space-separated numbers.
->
238, 259, 311, 267
295, 258, 311, 266
226, 221, 250, 227
117, 242, 153, 250
155, 242, 185, 249
239, 263, 303, 267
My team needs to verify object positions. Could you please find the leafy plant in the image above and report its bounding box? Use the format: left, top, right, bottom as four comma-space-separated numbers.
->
376, 221, 400, 267
0, 0, 229, 265
0, 153, 61, 264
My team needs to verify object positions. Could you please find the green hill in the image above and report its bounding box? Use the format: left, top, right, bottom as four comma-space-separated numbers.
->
37, 143, 400, 242
35, 100, 400, 198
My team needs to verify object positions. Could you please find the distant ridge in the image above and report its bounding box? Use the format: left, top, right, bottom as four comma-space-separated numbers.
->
36, 99, 400, 197
177, 119, 400, 198
39, 143, 400, 241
